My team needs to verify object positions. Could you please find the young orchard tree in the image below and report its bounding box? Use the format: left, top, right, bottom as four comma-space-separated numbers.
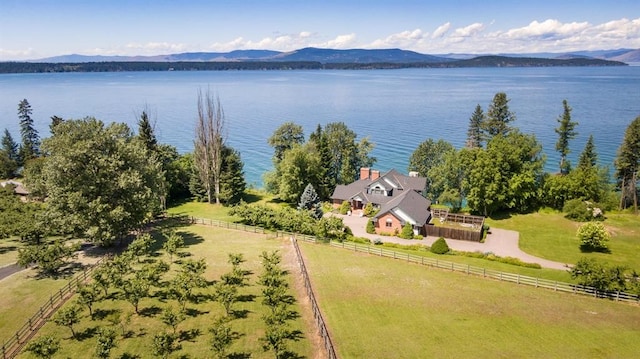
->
163, 230, 184, 262
160, 306, 185, 335
554, 99, 578, 174
193, 89, 226, 204
94, 327, 117, 359
76, 283, 100, 317
24, 335, 60, 359
209, 316, 234, 359
52, 304, 81, 339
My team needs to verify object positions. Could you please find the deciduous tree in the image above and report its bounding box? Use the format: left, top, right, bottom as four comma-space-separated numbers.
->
408, 138, 455, 200
53, 304, 81, 339
24, 335, 60, 359
268, 122, 304, 164
35, 118, 163, 246
193, 90, 226, 204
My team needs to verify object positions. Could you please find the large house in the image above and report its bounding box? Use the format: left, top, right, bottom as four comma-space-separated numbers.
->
331, 168, 432, 236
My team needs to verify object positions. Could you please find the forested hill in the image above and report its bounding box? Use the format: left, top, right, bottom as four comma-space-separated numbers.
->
0, 56, 626, 74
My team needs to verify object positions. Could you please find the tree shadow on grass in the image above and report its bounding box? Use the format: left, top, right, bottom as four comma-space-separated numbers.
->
229, 353, 251, 359
580, 245, 611, 254
178, 328, 201, 342
75, 326, 99, 341
180, 231, 204, 247
236, 294, 256, 302
92, 308, 119, 321
139, 305, 162, 317
184, 307, 209, 317
0, 245, 18, 254
231, 309, 251, 319
488, 211, 512, 220
118, 353, 141, 359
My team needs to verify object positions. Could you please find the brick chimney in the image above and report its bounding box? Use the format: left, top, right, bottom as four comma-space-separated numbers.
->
360, 167, 371, 180
371, 170, 380, 180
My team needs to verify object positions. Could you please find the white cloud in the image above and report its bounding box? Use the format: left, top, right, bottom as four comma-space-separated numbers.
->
368, 29, 425, 48
321, 33, 358, 49
0, 48, 35, 60
452, 23, 485, 38
124, 42, 189, 54
504, 19, 589, 40
432, 23, 451, 39
209, 32, 321, 51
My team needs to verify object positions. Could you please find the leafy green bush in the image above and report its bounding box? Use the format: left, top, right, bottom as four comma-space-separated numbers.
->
366, 220, 376, 234
577, 221, 610, 252
339, 201, 351, 215
430, 237, 450, 254
363, 202, 378, 217
563, 199, 605, 222
399, 223, 414, 239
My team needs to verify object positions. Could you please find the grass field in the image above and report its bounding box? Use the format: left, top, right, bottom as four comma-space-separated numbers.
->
11, 224, 317, 359
299, 241, 640, 359
0, 237, 22, 267
486, 210, 640, 269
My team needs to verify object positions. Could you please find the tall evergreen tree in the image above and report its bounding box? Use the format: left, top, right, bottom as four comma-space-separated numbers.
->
1, 129, 19, 178
577, 134, 597, 170
554, 99, 579, 174
298, 183, 323, 219
18, 99, 40, 163
138, 110, 158, 152
482, 92, 516, 140
615, 116, 640, 212
466, 104, 484, 148
219, 145, 246, 205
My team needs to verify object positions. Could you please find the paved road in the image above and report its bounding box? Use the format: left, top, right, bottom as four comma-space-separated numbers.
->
0, 263, 24, 281
338, 214, 569, 270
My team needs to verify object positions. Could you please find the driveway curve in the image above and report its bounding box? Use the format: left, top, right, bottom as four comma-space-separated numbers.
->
337, 214, 569, 270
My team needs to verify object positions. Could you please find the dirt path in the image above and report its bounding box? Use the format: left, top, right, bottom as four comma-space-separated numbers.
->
339, 214, 569, 270
281, 238, 328, 359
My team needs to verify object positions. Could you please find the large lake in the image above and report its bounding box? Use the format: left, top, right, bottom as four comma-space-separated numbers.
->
1, 67, 639, 187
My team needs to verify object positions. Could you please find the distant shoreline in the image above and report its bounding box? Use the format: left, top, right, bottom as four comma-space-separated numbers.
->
0, 56, 627, 74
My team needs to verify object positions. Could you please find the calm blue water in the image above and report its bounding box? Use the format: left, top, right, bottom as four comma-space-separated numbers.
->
1, 67, 639, 187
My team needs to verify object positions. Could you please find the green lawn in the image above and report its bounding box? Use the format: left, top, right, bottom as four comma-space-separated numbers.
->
300, 241, 640, 359
166, 189, 286, 221
485, 210, 640, 269
14, 224, 315, 359
0, 237, 22, 267
374, 243, 573, 282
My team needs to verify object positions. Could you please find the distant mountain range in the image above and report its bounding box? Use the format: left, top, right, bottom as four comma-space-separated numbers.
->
29, 47, 640, 64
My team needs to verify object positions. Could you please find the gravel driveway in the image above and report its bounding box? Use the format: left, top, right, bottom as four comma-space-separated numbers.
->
338, 213, 568, 270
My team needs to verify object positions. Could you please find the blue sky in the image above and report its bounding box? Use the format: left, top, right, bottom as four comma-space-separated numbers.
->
1, 0, 638, 60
